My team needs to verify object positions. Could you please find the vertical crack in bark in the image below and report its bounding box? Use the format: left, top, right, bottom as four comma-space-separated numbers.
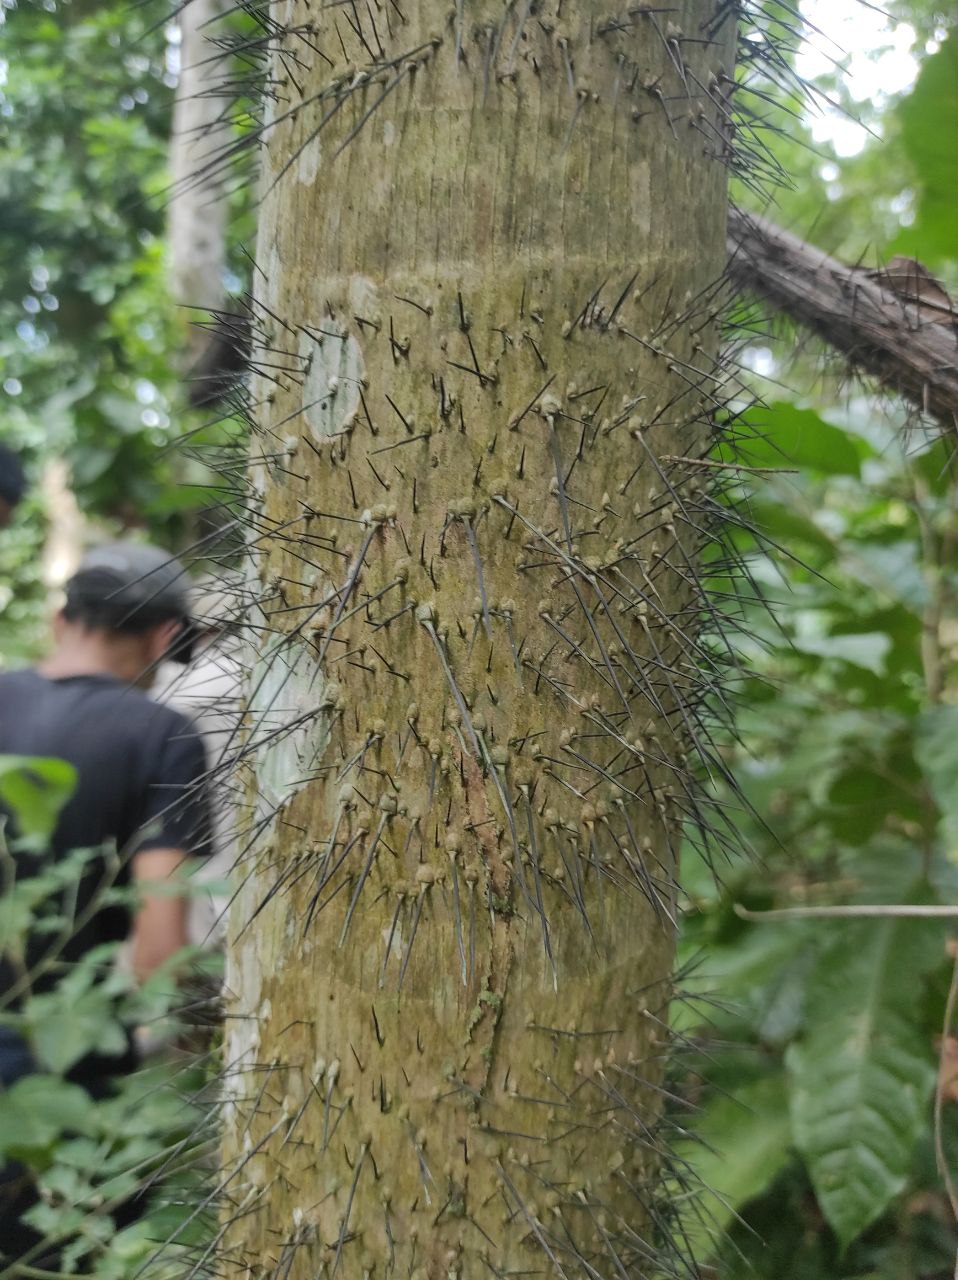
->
461, 749, 514, 1101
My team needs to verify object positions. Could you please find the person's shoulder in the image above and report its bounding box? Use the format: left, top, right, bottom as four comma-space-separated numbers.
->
0, 668, 43, 701
93, 680, 198, 744
0, 667, 39, 687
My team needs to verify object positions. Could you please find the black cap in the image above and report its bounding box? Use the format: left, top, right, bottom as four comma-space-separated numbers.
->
65, 543, 197, 664
0, 443, 25, 508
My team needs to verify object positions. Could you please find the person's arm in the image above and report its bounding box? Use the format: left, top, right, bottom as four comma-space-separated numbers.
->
131, 716, 212, 984
130, 847, 189, 983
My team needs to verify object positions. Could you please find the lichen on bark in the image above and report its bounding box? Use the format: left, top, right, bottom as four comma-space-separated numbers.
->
222, 2, 736, 1274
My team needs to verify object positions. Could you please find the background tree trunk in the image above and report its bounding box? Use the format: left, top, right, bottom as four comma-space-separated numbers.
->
222, 2, 736, 1274
168, 0, 229, 382
39, 459, 88, 592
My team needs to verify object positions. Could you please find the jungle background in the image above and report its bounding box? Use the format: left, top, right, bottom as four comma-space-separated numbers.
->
0, 0, 956, 1275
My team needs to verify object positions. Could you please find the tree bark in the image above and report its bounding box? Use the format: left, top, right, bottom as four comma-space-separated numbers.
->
222, 3, 736, 1275
727, 207, 958, 431
168, 0, 229, 384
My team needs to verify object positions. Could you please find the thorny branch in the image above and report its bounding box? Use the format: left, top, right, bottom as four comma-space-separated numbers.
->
727, 207, 958, 432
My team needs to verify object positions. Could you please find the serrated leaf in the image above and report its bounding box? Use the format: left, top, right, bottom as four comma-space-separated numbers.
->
679, 1072, 792, 1256
787, 916, 940, 1248
24, 970, 130, 1075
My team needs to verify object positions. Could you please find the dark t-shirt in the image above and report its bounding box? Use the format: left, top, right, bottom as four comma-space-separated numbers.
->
0, 671, 211, 1080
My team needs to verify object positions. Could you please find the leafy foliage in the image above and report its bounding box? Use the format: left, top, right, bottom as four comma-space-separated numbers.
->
0, 757, 217, 1278
0, 0, 954, 1275
2, 1054, 215, 1280
0, 0, 251, 584
677, 1072, 792, 1250
893, 36, 958, 267
788, 916, 941, 1247
678, 402, 958, 1272
679, 6, 958, 1261
0, 755, 77, 847
0, 482, 51, 668
914, 706, 958, 855
0, 0, 179, 521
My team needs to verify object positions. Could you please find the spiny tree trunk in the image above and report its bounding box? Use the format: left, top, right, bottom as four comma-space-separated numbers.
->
222, 3, 736, 1274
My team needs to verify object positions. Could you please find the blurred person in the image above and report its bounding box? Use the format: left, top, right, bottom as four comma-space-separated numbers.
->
0, 542, 211, 1264
153, 570, 245, 945
0, 443, 26, 527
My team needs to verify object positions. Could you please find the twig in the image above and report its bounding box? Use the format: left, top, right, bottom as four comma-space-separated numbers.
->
735, 903, 958, 920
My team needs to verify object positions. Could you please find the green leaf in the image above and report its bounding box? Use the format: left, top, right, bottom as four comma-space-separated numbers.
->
748, 499, 835, 555
893, 37, 958, 269
787, 915, 941, 1249
740, 402, 865, 477
792, 633, 891, 676
22, 1199, 86, 1241
0, 1074, 96, 1158
843, 542, 930, 614
680, 1073, 792, 1256
914, 705, 958, 856
681, 918, 816, 1044
0, 754, 77, 848
25, 973, 130, 1075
